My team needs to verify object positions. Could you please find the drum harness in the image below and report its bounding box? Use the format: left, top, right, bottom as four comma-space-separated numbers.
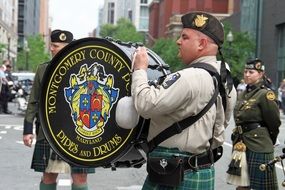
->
135, 62, 233, 171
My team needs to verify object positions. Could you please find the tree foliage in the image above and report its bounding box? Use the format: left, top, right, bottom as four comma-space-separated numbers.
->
151, 38, 182, 72
100, 18, 144, 42
17, 35, 50, 72
151, 24, 255, 81
222, 23, 255, 81
98, 18, 255, 82
0, 43, 6, 55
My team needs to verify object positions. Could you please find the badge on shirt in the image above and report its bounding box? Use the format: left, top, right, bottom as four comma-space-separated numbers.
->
162, 73, 181, 89
266, 91, 276, 101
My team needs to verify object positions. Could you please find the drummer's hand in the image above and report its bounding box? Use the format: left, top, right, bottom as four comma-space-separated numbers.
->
23, 134, 34, 147
132, 46, 149, 71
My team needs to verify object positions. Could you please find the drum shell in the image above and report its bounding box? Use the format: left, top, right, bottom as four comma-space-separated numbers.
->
39, 37, 170, 167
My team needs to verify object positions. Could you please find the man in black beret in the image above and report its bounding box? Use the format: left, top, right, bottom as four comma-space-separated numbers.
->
23, 29, 95, 190
132, 12, 236, 189
50, 29, 73, 44
181, 11, 224, 47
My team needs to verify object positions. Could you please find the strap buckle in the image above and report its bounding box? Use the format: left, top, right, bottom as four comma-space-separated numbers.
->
237, 125, 243, 134
187, 155, 198, 172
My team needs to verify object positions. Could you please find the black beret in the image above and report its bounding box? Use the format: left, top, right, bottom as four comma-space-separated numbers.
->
181, 11, 224, 46
245, 58, 265, 71
50, 29, 73, 43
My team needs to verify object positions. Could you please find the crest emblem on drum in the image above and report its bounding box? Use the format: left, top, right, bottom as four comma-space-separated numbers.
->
64, 63, 119, 139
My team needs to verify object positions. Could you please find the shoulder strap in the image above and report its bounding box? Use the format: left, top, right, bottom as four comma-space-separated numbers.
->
191, 62, 231, 111
147, 64, 219, 152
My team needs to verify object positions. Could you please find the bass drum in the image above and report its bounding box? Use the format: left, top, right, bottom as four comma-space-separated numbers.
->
39, 37, 170, 168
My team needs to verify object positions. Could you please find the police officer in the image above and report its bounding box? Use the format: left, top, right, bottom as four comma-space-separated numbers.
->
132, 11, 236, 189
231, 59, 280, 190
23, 29, 95, 190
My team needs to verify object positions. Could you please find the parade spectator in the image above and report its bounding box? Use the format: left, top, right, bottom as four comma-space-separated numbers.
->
5, 63, 14, 82
229, 58, 280, 189
131, 11, 236, 189
0, 64, 11, 114
23, 29, 95, 190
236, 79, 247, 96
0, 65, 6, 94
279, 79, 285, 114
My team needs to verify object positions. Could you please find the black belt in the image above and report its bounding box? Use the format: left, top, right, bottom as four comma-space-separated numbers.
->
238, 123, 263, 133
183, 151, 213, 171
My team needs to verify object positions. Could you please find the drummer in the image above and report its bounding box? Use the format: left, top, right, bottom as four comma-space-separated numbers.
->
23, 29, 95, 190
131, 11, 236, 189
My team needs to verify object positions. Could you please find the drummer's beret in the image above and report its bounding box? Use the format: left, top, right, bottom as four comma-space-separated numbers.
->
50, 29, 73, 43
181, 11, 224, 46
245, 58, 265, 71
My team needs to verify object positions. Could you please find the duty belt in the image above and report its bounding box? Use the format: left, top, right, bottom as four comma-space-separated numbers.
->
236, 123, 263, 134
183, 151, 213, 172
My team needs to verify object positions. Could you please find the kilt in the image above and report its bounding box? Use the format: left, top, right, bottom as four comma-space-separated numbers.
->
246, 149, 278, 189
31, 139, 95, 173
142, 147, 215, 190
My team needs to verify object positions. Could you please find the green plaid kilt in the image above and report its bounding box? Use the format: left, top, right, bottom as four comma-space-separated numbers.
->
142, 146, 215, 190
31, 139, 95, 173
246, 149, 278, 190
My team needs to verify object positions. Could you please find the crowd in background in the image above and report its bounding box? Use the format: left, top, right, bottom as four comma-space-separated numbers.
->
278, 79, 285, 114
0, 60, 13, 114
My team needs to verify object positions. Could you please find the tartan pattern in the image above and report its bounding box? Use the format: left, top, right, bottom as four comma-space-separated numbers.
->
31, 139, 95, 173
142, 147, 215, 190
246, 149, 278, 190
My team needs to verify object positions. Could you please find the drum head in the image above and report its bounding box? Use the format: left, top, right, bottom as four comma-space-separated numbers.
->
40, 37, 144, 167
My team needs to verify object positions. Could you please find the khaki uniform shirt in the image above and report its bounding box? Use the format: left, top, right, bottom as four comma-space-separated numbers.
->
24, 62, 48, 140
132, 56, 237, 154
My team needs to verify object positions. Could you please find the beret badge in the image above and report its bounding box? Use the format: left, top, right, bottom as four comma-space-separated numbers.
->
59, 33, 67, 42
193, 14, 208, 28
255, 62, 261, 70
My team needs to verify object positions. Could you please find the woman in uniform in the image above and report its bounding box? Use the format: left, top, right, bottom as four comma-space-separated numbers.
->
230, 58, 280, 190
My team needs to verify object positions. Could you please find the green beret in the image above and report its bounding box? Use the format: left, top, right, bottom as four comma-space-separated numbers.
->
181, 11, 224, 46
50, 29, 73, 43
245, 58, 265, 71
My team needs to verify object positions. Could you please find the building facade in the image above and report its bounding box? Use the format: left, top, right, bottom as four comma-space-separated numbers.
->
18, 0, 40, 48
227, 0, 285, 86
148, 0, 236, 41
39, 0, 50, 50
97, 0, 153, 36
259, 0, 285, 86
0, 0, 18, 64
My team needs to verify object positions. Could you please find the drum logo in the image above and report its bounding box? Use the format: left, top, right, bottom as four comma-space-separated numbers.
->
64, 62, 119, 139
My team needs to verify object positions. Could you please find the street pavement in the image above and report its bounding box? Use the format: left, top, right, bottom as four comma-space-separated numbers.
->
1, 102, 285, 189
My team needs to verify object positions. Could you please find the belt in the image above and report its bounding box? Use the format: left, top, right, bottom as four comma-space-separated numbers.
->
237, 123, 263, 133
183, 151, 213, 172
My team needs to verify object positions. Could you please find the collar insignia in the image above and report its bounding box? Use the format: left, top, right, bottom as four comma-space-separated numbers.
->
193, 14, 208, 28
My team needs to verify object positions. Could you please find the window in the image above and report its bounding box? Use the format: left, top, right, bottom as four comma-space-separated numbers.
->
107, 2, 115, 24
128, 9, 132, 21
277, 24, 285, 83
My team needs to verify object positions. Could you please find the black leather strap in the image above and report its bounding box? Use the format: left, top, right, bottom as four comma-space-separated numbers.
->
241, 123, 262, 133
147, 68, 219, 152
